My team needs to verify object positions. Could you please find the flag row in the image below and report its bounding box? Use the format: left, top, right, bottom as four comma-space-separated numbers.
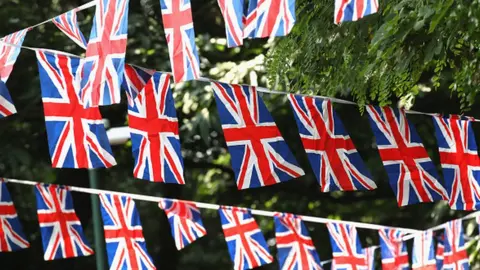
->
0, 180, 473, 270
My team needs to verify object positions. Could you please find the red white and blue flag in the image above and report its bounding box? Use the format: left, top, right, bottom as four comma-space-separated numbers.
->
219, 207, 273, 270
432, 115, 480, 210
274, 213, 322, 270
212, 82, 304, 189
327, 223, 366, 270
217, 0, 245, 47
443, 220, 469, 270
158, 199, 206, 250
288, 94, 376, 192
334, 0, 379, 25
243, 0, 258, 38
0, 179, 29, 252
159, 0, 200, 83
254, 0, 296, 38
0, 29, 28, 118
52, 10, 87, 49
436, 235, 444, 270
378, 228, 409, 270
79, 0, 129, 107
99, 194, 156, 270
366, 106, 448, 206
36, 50, 116, 169
412, 231, 436, 270
364, 246, 376, 270
127, 71, 184, 183
122, 64, 154, 106
35, 184, 93, 260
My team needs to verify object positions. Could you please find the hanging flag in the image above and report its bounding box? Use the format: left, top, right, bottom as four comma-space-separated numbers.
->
327, 222, 366, 270
334, 0, 379, 25
36, 50, 116, 169
288, 94, 376, 192
159, 0, 200, 83
0, 29, 28, 118
378, 228, 409, 270
436, 234, 444, 270
412, 231, 436, 270
0, 180, 29, 252
79, 0, 129, 107
274, 213, 322, 270
366, 106, 448, 206
243, 0, 258, 38
35, 184, 93, 260
99, 194, 156, 270
217, 0, 245, 47
364, 246, 376, 270
52, 9, 87, 49
127, 72, 184, 183
254, 0, 296, 38
122, 64, 154, 106
211, 82, 304, 189
158, 199, 206, 250
432, 115, 480, 210
443, 220, 469, 270
219, 207, 273, 270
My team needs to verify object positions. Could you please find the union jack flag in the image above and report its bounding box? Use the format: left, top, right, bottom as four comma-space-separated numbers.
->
274, 213, 322, 270
52, 10, 87, 49
254, 0, 296, 38
364, 246, 376, 270
327, 222, 366, 270
99, 194, 156, 270
36, 50, 116, 169
160, 0, 200, 83
334, 0, 379, 25
378, 228, 409, 270
0, 180, 29, 252
212, 82, 304, 189
443, 220, 469, 270
35, 184, 93, 260
366, 106, 448, 206
219, 207, 273, 270
127, 71, 184, 183
122, 64, 153, 106
217, 0, 244, 47
288, 94, 376, 192
412, 231, 436, 270
79, 0, 129, 107
243, 0, 258, 38
158, 199, 206, 250
436, 235, 444, 270
0, 29, 28, 118
432, 115, 480, 210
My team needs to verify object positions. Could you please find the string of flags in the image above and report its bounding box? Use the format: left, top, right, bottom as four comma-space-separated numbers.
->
0, 177, 477, 269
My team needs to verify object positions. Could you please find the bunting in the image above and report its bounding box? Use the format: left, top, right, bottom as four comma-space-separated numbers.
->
122, 64, 153, 106
334, 0, 379, 25
0, 82, 16, 118
52, 10, 87, 49
158, 199, 206, 250
35, 184, 93, 260
366, 106, 448, 206
412, 231, 436, 270
443, 220, 469, 270
378, 228, 409, 270
0, 180, 29, 252
288, 94, 376, 192
217, 0, 244, 47
212, 82, 304, 189
364, 246, 376, 270
254, 0, 296, 38
274, 213, 322, 270
327, 223, 366, 270
436, 235, 444, 270
243, 0, 258, 38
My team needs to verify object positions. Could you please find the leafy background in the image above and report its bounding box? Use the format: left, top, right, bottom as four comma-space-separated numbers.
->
1, 0, 480, 269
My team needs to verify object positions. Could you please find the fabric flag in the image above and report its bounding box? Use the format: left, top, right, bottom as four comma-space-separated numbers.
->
443, 220, 469, 270
288, 94, 376, 192
364, 246, 376, 270
99, 193, 156, 270
366, 106, 448, 206
158, 199, 206, 250
436, 235, 444, 270
253, 0, 296, 38
127, 71, 184, 183
0, 179, 29, 252
243, 0, 258, 38
0, 29, 28, 118
211, 82, 304, 189
159, 0, 200, 83
34, 184, 93, 260
334, 0, 379, 25
378, 228, 409, 270
219, 207, 273, 270
274, 213, 322, 270
79, 0, 129, 107
327, 222, 366, 270
217, 0, 244, 47
52, 10, 87, 49
122, 64, 154, 106
412, 231, 436, 270
36, 50, 116, 169
432, 114, 480, 210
